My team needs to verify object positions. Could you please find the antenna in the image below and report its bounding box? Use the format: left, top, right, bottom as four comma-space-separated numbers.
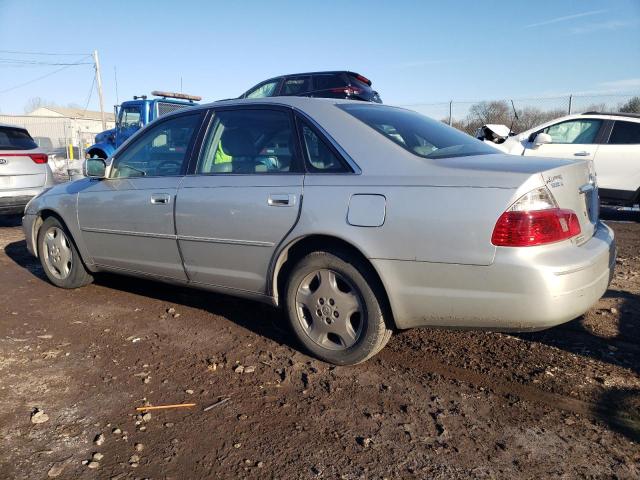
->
509, 99, 519, 135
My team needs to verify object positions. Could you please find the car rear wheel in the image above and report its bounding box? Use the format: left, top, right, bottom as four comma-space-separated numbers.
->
37, 216, 93, 288
285, 250, 392, 365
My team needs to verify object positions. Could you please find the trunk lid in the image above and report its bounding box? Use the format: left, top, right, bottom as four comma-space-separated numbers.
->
537, 158, 598, 243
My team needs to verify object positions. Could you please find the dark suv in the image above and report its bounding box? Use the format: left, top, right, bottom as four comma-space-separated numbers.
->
240, 71, 382, 103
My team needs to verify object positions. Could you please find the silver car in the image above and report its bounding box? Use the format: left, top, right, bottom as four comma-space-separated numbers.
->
1, 124, 54, 215
22, 98, 616, 365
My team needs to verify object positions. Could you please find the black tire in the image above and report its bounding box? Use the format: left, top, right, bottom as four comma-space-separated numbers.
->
37, 216, 93, 289
284, 249, 392, 365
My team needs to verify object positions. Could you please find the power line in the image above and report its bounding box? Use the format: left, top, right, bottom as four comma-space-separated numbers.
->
0, 57, 93, 66
0, 49, 90, 56
0, 59, 92, 95
83, 72, 97, 115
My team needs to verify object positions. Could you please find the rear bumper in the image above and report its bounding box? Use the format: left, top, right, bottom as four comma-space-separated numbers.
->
0, 195, 35, 215
374, 221, 616, 331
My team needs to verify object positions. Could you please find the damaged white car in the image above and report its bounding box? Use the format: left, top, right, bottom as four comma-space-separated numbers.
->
477, 112, 640, 206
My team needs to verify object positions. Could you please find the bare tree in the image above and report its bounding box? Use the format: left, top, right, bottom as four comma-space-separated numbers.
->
23, 97, 57, 114
513, 107, 567, 131
619, 96, 640, 114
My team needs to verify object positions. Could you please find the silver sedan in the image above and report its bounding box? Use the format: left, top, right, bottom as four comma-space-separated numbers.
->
22, 97, 616, 364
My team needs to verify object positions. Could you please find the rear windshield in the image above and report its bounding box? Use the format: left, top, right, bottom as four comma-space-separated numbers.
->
340, 104, 497, 159
347, 74, 372, 91
0, 126, 38, 150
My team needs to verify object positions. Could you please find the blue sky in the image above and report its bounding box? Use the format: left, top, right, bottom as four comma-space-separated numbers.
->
0, 0, 638, 114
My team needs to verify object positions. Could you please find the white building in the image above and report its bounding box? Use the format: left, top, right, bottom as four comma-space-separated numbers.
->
0, 107, 115, 159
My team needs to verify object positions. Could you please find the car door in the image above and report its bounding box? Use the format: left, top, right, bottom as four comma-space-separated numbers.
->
593, 119, 640, 196
522, 118, 604, 161
175, 107, 303, 293
77, 111, 204, 279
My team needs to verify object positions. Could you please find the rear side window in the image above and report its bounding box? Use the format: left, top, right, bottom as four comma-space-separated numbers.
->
313, 74, 347, 93
198, 109, 297, 174
282, 76, 311, 96
299, 121, 348, 173
609, 121, 640, 144
0, 127, 38, 150
340, 104, 497, 159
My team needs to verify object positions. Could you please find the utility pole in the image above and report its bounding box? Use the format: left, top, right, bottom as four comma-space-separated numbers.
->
93, 49, 106, 131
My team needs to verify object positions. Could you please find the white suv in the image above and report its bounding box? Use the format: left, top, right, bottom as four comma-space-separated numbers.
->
497, 112, 640, 206
0, 123, 54, 215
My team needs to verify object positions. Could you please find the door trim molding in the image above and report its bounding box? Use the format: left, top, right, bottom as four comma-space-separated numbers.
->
81, 227, 274, 247
178, 234, 274, 247
81, 227, 177, 240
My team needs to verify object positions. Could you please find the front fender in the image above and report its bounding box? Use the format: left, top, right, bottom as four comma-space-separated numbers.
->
24, 179, 98, 271
86, 142, 116, 158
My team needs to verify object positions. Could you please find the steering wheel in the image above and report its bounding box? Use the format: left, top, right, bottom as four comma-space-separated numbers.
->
155, 160, 182, 176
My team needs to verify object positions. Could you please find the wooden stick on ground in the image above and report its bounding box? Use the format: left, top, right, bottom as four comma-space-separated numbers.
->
203, 397, 231, 412
136, 403, 196, 412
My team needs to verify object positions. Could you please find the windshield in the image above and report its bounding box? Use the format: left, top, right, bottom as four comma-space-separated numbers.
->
340, 104, 498, 159
0, 127, 38, 150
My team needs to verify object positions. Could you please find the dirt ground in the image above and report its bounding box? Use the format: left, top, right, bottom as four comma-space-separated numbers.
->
0, 211, 639, 480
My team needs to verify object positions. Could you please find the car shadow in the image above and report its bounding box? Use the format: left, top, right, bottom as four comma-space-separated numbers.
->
5, 235, 639, 441
516, 289, 640, 442
600, 206, 639, 223
3, 239, 301, 353
0, 214, 23, 228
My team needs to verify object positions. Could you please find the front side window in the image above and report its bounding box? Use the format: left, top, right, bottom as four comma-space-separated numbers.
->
246, 80, 280, 99
609, 120, 640, 144
0, 127, 37, 150
197, 109, 297, 174
119, 105, 142, 128
110, 113, 201, 178
282, 76, 311, 96
542, 119, 602, 144
340, 104, 497, 159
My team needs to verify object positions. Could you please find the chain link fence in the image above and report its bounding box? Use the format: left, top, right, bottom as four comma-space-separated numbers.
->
402, 93, 640, 135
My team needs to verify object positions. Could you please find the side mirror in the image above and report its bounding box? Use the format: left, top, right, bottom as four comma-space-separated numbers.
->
533, 132, 552, 146
83, 157, 107, 178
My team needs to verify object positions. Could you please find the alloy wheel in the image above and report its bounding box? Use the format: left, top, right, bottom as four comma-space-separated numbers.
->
295, 269, 364, 350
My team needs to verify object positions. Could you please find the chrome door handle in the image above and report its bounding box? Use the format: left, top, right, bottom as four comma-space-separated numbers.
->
150, 193, 171, 205
574, 151, 590, 156
268, 193, 296, 207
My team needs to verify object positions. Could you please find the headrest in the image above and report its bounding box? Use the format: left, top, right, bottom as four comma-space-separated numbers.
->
220, 128, 256, 157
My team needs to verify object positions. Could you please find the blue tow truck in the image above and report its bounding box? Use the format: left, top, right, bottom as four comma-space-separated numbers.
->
86, 90, 201, 159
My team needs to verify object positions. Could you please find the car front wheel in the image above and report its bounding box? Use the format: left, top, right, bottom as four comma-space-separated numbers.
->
37, 216, 93, 289
285, 250, 392, 365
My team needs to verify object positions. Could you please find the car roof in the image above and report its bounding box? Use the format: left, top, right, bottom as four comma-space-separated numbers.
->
0, 122, 28, 130
256, 71, 362, 81
188, 95, 373, 113
581, 111, 640, 119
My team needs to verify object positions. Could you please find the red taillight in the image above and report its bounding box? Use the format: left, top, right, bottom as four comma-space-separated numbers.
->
491, 208, 581, 247
330, 86, 364, 96
29, 153, 48, 164
0, 152, 48, 164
